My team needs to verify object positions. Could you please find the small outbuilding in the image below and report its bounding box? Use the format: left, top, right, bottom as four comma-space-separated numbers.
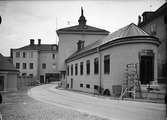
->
0, 53, 18, 91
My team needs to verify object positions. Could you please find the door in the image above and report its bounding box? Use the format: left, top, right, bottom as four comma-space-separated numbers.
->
71, 79, 73, 88
40, 75, 44, 84
0, 76, 4, 91
140, 56, 154, 84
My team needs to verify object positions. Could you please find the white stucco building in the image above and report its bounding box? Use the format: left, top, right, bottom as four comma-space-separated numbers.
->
11, 39, 59, 83
65, 23, 160, 96
56, 8, 109, 85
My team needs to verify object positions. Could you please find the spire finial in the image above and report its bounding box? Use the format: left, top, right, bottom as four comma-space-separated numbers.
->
81, 7, 83, 16
78, 7, 87, 26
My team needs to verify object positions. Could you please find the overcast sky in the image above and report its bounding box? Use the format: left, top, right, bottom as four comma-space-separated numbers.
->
0, 0, 166, 56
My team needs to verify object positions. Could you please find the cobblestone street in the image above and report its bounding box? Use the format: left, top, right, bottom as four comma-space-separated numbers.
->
0, 88, 106, 120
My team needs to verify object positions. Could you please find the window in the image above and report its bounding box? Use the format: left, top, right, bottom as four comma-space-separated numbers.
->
23, 52, 26, 58
30, 52, 33, 58
80, 84, 83, 88
94, 85, 98, 90
16, 63, 20, 69
75, 63, 78, 75
67, 65, 69, 76
80, 62, 83, 75
104, 55, 110, 74
22, 63, 26, 69
71, 64, 73, 76
86, 84, 90, 88
29, 63, 33, 69
86, 60, 90, 75
94, 58, 99, 74
16, 52, 20, 58
52, 54, 55, 59
42, 63, 46, 69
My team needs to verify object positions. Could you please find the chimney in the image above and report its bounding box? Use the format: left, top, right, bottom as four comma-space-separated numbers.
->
30, 39, 34, 45
77, 40, 84, 51
38, 39, 41, 45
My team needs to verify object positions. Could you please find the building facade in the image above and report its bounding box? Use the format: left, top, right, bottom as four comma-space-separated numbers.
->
11, 39, 59, 83
138, 2, 167, 83
0, 53, 18, 91
65, 23, 160, 95
56, 8, 109, 86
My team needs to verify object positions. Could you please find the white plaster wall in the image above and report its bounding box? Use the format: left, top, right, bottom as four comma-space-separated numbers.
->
66, 42, 158, 94
67, 53, 99, 93
57, 34, 107, 71
39, 51, 58, 77
13, 50, 38, 77
101, 43, 158, 91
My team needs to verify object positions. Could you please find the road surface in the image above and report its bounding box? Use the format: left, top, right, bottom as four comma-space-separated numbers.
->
28, 83, 166, 120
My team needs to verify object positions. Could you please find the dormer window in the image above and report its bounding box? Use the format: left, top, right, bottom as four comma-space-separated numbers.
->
77, 40, 84, 51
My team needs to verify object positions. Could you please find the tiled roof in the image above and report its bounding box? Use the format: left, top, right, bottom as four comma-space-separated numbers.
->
56, 25, 109, 35
13, 44, 58, 51
0, 53, 18, 72
66, 23, 158, 62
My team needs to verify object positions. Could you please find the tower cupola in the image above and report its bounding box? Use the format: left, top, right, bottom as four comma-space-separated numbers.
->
78, 7, 87, 27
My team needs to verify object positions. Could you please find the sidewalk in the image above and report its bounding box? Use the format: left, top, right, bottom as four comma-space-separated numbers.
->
55, 86, 165, 104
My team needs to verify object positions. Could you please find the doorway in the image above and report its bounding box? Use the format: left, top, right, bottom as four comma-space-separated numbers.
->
140, 56, 154, 84
0, 76, 4, 91
40, 75, 45, 84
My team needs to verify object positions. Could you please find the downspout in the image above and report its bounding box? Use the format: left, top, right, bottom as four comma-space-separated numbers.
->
97, 47, 102, 95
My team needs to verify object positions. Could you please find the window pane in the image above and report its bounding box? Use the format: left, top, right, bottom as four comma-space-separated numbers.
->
29, 63, 33, 69
94, 58, 99, 74
86, 60, 90, 75
16, 52, 20, 58
42, 63, 46, 69
80, 62, 83, 75
16, 63, 20, 69
23, 63, 26, 69
104, 55, 110, 74
75, 64, 78, 75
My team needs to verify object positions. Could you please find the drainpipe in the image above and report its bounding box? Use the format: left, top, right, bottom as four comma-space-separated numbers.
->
97, 47, 102, 95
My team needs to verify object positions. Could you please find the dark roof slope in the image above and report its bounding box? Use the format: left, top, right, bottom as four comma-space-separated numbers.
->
57, 25, 109, 35
139, 2, 167, 27
0, 53, 18, 72
13, 44, 58, 51
66, 23, 160, 62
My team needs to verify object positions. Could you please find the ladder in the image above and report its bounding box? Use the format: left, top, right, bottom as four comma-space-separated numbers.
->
120, 63, 142, 99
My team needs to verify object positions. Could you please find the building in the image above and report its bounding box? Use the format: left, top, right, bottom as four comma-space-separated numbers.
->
11, 39, 59, 83
0, 53, 19, 91
138, 2, 167, 83
65, 23, 160, 95
56, 8, 109, 86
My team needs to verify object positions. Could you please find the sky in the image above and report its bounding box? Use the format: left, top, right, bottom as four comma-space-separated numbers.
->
0, 0, 166, 56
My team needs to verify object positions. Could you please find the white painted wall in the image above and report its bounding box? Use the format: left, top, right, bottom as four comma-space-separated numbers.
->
13, 50, 38, 77
66, 41, 158, 94
39, 51, 58, 78
57, 34, 107, 72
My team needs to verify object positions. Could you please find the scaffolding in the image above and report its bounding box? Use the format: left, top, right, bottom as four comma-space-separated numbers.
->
120, 63, 142, 99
